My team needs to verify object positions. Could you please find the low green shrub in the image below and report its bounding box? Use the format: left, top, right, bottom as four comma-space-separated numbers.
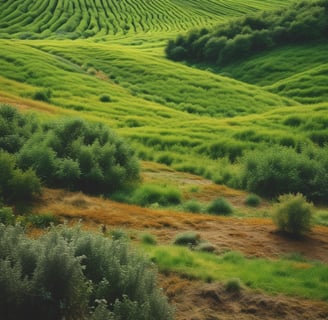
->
99, 94, 111, 102
140, 232, 157, 245
273, 193, 313, 236
173, 231, 200, 247
0, 207, 15, 225
33, 89, 51, 102
245, 194, 261, 207
183, 199, 202, 213
0, 225, 173, 320
240, 145, 328, 203
25, 213, 59, 228
109, 228, 128, 240
194, 242, 216, 253
0, 150, 41, 204
225, 278, 242, 293
132, 184, 182, 207
207, 197, 233, 215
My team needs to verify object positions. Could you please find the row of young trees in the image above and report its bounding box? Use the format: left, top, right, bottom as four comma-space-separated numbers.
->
0, 104, 140, 204
166, 0, 328, 65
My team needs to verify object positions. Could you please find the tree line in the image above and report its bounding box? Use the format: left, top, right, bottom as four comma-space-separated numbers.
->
166, 0, 328, 66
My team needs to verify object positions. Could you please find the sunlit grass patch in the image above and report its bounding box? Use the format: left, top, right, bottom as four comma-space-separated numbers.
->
145, 245, 328, 301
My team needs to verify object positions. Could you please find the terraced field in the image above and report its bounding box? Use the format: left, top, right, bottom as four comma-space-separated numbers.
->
0, 0, 290, 38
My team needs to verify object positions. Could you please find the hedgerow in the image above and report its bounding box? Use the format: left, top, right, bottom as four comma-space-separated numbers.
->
166, 0, 328, 66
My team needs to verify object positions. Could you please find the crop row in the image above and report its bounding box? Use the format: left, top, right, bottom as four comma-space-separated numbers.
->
0, 0, 291, 39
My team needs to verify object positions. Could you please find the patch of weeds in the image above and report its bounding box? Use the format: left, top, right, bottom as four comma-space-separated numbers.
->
183, 199, 202, 213
24, 213, 59, 228
140, 232, 157, 245
207, 197, 233, 215
173, 231, 200, 247
109, 228, 128, 241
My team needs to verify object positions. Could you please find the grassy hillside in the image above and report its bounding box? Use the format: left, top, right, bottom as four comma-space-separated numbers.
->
0, 39, 297, 129
0, 0, 290, 39
218, 41, 328, 87
0, 0, 326, 188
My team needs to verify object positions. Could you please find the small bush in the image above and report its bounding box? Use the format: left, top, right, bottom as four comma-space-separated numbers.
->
207, 197, 233, 215
132, 184, 182, 207
173, 231, 200, 247
184, 199, 202, 213
33, 89, 51, 102
0, 207, 15, 225
273, 193, 313, 236
25, 213, 59, 228
245, 194, 261, 207
194, 242, 216, 253
225, 278, 242, 293
109, 228, 128, 240
99, 94, 111, 102
140, 233, 157, 245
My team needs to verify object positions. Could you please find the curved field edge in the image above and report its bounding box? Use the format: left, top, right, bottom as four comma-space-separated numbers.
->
0, 0, 292, 39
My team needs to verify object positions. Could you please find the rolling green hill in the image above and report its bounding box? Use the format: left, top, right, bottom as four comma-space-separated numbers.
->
0, 0, 327, 195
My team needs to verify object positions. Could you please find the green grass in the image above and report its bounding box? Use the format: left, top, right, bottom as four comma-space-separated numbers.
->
0, 0, 291, 39
0, 1, 327, 192
219, 41, 328, 87
145, 245, 328, 301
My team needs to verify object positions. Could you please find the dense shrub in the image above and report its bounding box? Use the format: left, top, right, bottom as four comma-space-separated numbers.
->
273, 193, 313, 236
0, 104, 38, 153
0, 225, 173, 320
245, 194, 261, 207
0, 105, 140, 195
166, 0, 328, 66
33, 89, 52, 102
240, 145, 328, 203
140, 232, 157, 245
207, 197, 233, 215
0, 207, 15, 225
184, 199, 202, 213
99, 94, 111, 102
173, 231, 200, 246
0, 150, 41, 203
18, 117, 139, 193
132, 184, 182, 207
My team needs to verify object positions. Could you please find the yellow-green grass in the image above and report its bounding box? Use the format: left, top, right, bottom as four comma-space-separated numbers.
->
145, 245, 328, 301
266, 63, 328, 104
0, 0, 292, 39
0, 40, 296, 119
218, 41, 328, 87
0, 39, 327, 181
